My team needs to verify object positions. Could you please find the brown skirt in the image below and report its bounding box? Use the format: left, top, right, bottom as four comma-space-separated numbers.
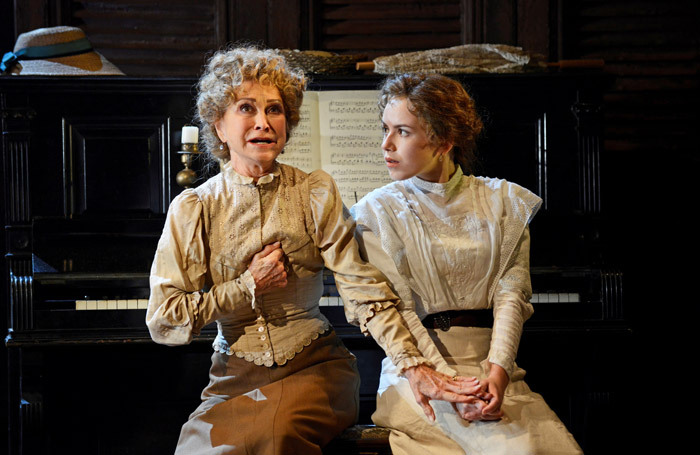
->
175, 330, 360, 455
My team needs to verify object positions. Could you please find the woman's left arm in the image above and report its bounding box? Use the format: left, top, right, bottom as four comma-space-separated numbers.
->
481, 226, 535, 415
308, 173, 405, 325
308, 172, 430, 362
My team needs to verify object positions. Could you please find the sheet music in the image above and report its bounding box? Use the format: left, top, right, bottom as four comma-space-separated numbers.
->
280, 93, 320, 172
280, 90, 392, 207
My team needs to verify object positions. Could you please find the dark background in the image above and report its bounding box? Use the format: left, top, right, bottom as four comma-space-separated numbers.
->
2, 0, 698, 453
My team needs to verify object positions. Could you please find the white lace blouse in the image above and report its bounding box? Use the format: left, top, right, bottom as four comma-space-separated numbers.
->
351, 167, 542, 377
146, 161, 418, 367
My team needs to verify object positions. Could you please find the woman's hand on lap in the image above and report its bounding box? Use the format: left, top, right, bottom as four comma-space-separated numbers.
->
480, 363, 509, 418
403, 364, 482, 421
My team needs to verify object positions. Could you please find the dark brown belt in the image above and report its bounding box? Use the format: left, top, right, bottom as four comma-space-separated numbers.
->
422, 310, 494, 332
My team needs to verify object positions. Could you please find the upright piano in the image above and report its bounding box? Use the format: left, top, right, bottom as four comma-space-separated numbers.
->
2, 73, 631, 454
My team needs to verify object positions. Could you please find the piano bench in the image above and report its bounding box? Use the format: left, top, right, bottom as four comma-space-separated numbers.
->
323, 424, 392, 455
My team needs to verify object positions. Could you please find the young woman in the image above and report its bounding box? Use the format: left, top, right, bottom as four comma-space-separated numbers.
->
352, 73, 583, 455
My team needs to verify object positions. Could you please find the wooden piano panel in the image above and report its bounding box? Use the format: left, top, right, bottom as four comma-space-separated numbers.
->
65, 117, 170, 216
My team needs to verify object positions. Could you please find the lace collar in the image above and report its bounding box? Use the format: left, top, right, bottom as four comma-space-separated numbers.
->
407, 165, 466, 197
223, 160, 280, 186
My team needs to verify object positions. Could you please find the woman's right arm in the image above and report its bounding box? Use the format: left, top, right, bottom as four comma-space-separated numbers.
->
146, 191, 257, 346
355, 226, 454, 375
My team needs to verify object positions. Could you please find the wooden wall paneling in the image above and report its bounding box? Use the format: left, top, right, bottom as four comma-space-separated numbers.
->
567, 0, 698, 157
517, 0, 551, 59
215, 0, 229, 45
267, 0, 302, 49
232, 0, 267, 44
483, 0, 516, 44
464, 0, 553, 58
462, 0, 484, 43
12, 0, 50, 37
67, 0, 229, 76
300, 0, 315, 50
317, 0, 463, 59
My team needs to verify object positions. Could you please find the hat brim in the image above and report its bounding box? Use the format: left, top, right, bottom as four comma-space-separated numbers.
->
13, 51, 124, 76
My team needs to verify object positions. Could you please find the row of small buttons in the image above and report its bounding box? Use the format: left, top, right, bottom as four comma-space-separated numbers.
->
256, 311, 272, 358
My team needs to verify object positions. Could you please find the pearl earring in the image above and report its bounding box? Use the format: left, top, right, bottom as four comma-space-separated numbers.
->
438, 155, 444, 162
219, 144, 224, 150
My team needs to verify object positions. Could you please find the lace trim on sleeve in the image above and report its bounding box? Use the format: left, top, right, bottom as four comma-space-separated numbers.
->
357, 301, 399, 334
395, 356, 434, 375
239, 269, 257, 310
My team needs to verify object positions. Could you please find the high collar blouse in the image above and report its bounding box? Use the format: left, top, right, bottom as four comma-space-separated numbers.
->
352, 167, 542, 376
147, 161, 409, 367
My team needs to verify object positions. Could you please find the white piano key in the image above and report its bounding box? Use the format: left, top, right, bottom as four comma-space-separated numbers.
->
76, 300, 87, 311
117, 299, 128, 310
569, 293, 580, 302
127, 299, 138, 309
319, 297, 330, 307
334, 296, 342, 306
107, 300, 118, 310
559, 293, 569, 303
530, 294, 539, 303
97, 300, 108, 310
547, 293, 559, 303
86, 300, 97, 310
138, 299, 149, 309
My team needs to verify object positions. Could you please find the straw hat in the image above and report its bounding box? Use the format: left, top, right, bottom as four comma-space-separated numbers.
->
1, 26, 124, 76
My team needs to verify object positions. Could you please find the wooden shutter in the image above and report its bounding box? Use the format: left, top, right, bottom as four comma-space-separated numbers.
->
67, 0, 228, 76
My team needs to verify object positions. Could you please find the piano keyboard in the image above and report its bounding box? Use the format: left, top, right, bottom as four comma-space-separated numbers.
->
531, 292, 580, 303
318, 293, 581, 307
319, 296, 343, 306
75, 299, 149, 310
71, 293, 580, 310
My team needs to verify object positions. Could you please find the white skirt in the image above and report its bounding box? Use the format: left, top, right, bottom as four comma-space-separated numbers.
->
372, 326, 583, 455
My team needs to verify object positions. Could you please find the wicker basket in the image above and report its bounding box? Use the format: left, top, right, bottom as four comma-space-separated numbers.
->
276, 49, 367, 75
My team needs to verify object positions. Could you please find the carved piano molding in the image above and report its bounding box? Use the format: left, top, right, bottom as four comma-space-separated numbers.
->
601, 269, 624, 321
572, 101, 603, 214
3, 138, 31, 224
536, 113, 548, 210
61, 116, 172, 217
9, 258, 33, 332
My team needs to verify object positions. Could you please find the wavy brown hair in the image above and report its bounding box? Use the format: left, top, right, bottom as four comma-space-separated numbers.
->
378, 73, 483, 173
196, 46, 307, 162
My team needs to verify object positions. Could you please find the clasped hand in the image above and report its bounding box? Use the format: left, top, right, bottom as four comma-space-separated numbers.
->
404, 363, 508, 422
248, 242, 288, 295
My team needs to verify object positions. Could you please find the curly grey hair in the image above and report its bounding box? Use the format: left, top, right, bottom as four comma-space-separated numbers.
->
196, 46, 307, 162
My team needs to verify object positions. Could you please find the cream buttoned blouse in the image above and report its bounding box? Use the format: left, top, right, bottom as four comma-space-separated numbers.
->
147, 162, 423, 367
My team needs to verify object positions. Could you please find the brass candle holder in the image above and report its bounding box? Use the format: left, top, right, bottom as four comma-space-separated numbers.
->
176, 126, 202, 188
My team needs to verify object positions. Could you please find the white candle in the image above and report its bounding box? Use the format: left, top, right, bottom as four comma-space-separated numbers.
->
181, 126, 199, 143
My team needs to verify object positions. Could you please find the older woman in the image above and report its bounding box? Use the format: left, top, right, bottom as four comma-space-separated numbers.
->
351, 73, 583, 455
145, 48, 462, 455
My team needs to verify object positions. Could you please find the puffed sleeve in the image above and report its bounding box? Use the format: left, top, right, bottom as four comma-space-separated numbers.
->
487, 226, 535, 377
307, 171, 424, 364
146, 190, 255, 346
357, 226, 457, 377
